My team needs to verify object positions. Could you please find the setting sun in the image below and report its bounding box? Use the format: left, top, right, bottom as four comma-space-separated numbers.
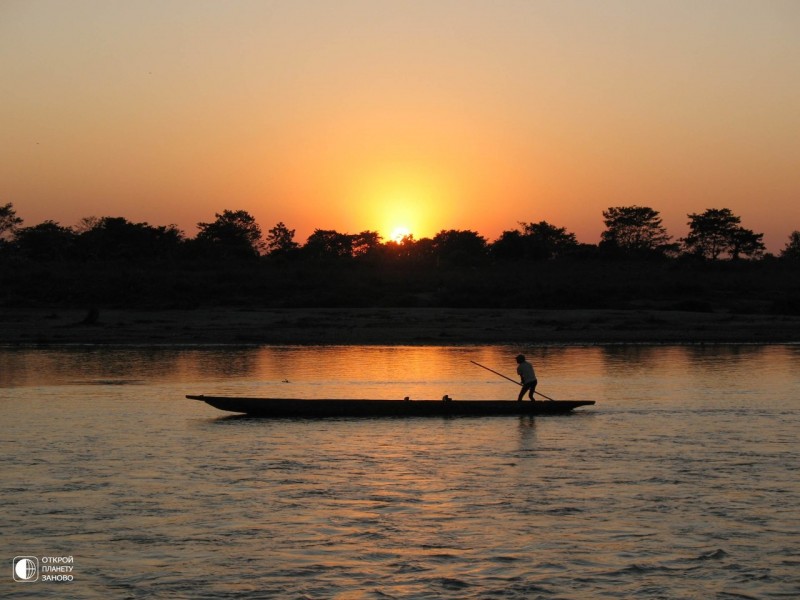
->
349, 162, 456, 243
389, 226, 412, 242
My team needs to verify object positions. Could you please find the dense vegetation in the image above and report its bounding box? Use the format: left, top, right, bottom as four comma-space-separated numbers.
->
1, 203, 798, 314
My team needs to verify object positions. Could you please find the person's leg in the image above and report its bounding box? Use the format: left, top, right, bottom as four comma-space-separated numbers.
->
528, 380, 537, 400
517, 383, 528, 401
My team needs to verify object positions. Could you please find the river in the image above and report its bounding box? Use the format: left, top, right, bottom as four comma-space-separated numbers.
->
2, 344, 799, 598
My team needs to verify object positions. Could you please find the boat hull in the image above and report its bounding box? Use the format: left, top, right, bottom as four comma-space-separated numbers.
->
187, 395, 595, 418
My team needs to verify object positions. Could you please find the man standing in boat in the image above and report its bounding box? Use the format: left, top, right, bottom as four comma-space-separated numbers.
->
516, 354, 537, 401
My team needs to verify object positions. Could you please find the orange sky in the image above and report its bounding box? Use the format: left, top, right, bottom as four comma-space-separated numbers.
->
2, 1, 799, 251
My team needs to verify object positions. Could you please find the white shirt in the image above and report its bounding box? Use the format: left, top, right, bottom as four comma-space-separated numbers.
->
517, 361, 536, 384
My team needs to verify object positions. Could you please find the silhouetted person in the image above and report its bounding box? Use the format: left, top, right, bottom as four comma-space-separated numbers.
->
516, 354, 537, 401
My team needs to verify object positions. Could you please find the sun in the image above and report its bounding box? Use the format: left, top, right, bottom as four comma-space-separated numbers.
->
352, 162, 454, 243
390, 226, 412, 243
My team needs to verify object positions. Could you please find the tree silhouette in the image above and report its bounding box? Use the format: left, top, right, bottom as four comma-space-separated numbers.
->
520, 221, 579, 259
1, 202, 793, 270
682, 209, 738, 259
303, 229, 353, 259
490, 229, 526, 260
491, 221, 578, 260
682, 208, 764, 260
76, 217, 184, 260
432, 229, 487, 265
74, 216, 101, 234
780, 231, 800, 260
730, 227, 766, 260
196, 210, 263, 258
382, 234, 437, 264
600, 206, 674, 257
0, 202, 23, 243
14, 221, 76, 259
351, 230, 382, 258
265, 222, 299, 257
4, 202, 800, 314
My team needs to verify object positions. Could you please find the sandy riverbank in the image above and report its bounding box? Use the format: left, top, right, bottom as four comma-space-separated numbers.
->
2, 307, 799, 345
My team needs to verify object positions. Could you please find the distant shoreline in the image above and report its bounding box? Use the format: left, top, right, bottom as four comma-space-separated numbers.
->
2, 307, 799, 346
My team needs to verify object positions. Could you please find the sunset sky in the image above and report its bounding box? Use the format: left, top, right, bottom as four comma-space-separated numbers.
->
2, 0, 799, 250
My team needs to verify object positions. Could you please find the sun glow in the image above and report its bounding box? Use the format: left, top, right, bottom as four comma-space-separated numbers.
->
352, 164, 455, 243
390, 226, 412, 243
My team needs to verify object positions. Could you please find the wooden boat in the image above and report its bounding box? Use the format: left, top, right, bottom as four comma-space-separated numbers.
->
187, 394, 595, 418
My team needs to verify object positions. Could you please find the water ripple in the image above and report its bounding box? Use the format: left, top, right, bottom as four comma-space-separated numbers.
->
2, 345, 800, 598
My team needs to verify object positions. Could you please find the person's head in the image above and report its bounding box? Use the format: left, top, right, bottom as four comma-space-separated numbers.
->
516, 354, 525, 364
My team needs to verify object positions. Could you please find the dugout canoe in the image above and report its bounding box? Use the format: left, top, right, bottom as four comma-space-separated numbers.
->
187, 395, 595, 417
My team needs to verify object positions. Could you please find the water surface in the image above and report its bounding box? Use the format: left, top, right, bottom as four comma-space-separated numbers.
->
2, 345, 799, 598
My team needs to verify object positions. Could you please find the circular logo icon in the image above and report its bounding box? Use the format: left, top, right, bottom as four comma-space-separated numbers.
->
13, 557, 38, 582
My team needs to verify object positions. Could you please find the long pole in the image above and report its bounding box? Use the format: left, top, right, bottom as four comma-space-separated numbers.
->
470, 360, 519, 385
470, 360, 556, 401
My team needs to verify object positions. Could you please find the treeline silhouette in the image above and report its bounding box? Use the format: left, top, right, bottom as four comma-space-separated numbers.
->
1, 203, 799, 314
